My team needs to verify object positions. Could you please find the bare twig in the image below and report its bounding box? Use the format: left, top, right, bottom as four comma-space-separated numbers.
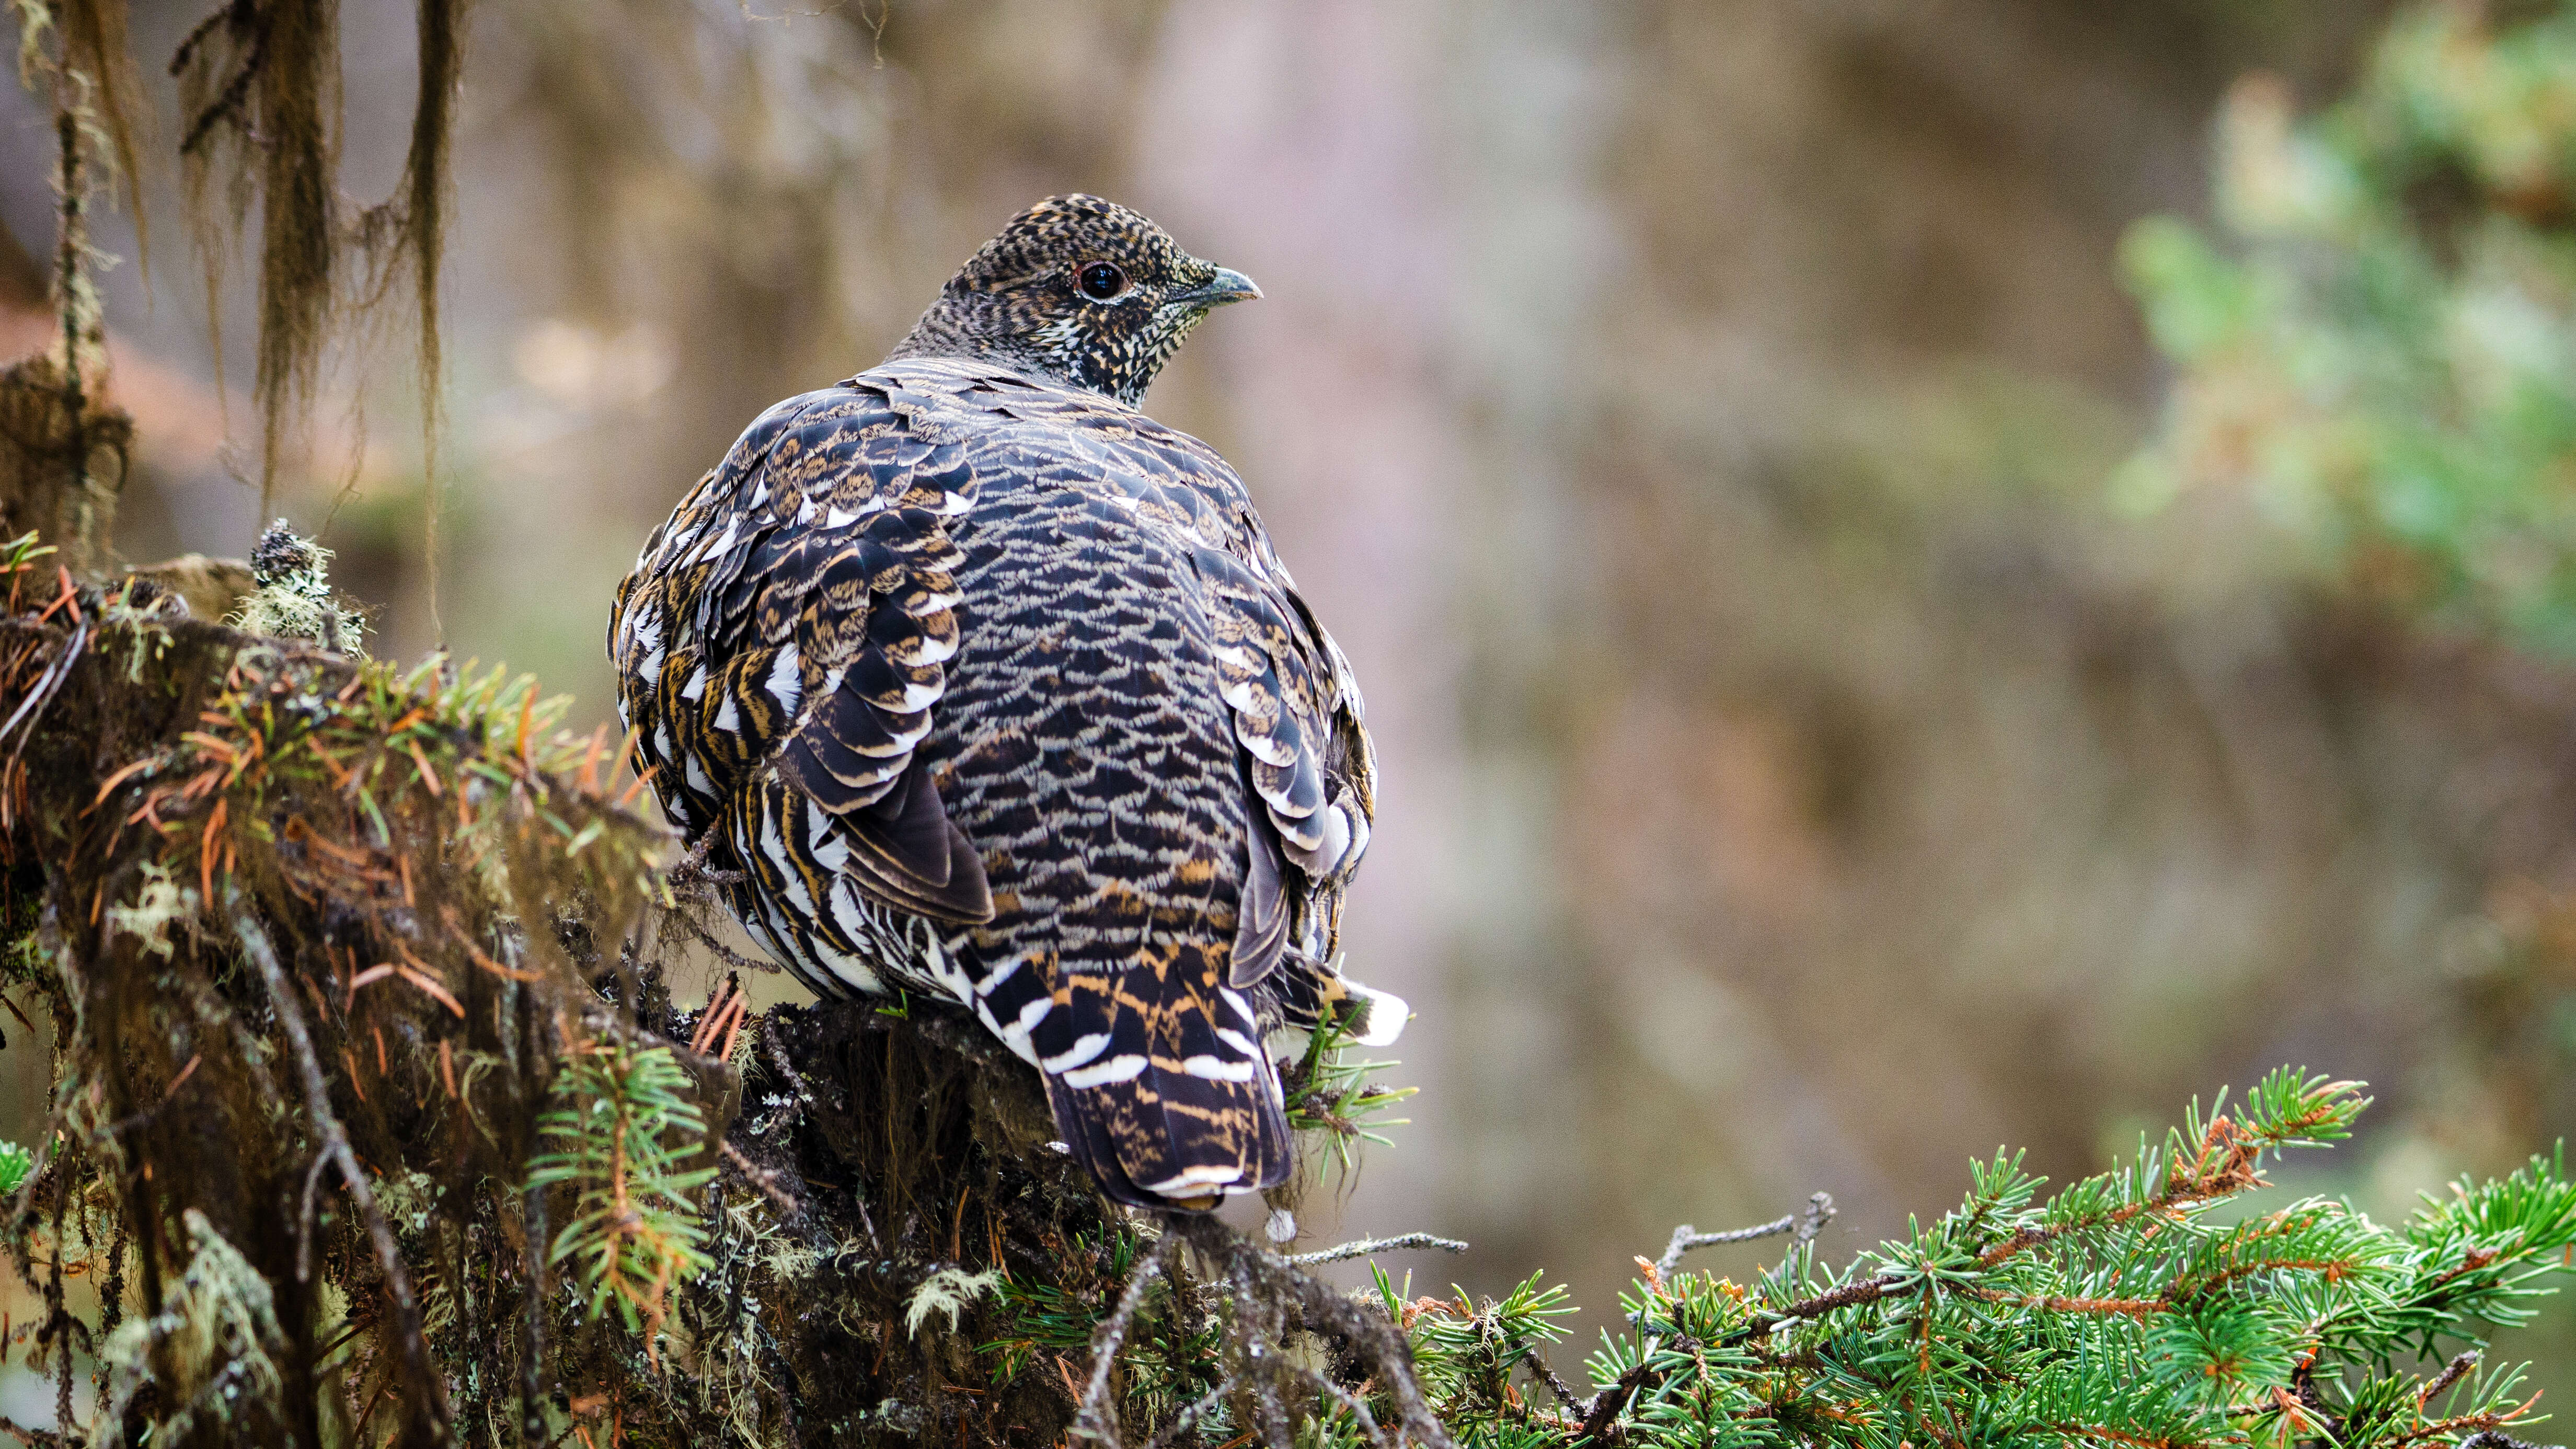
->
2421, 1349, 2479, 1409
1287, 1231, 1469, 1267
660, 900, 773, 975
719, 1138, 800, 1218
234, 902, 453, 1436
1164, 1212, 1456, 1449
1531, 1353, 1586, 1413
1653, 1191, 1836, 1278
1228, 1249, 1294, 1447
755, 1011, 815, 1113
518, 980, 550, 1447
1574, 1358, 1652, 1445
2457, 1435, 2560, 1449
666, 833, 748, 899
1795, 1190, 1835, 1243
1659, 1214, 1795, 1269
293, 1149, 331, 1283
0, 618, 86, 766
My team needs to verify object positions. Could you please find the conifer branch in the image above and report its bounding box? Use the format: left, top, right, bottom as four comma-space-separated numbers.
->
1652, 1190, 1834, 1276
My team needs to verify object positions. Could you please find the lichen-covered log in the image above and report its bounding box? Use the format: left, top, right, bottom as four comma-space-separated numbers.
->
0, 542, 656, 1445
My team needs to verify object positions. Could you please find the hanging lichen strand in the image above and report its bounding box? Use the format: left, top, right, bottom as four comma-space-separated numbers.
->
0, 0, 132, 582
21, 0, 147, 262
170, 0, 465, 532
380, 0, 458, 630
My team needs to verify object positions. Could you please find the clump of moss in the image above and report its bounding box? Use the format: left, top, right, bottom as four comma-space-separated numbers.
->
226, 518, 365, 654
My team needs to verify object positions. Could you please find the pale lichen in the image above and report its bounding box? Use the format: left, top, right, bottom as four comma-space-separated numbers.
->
93, 1210, 291, 1449
225, 519, 366, 655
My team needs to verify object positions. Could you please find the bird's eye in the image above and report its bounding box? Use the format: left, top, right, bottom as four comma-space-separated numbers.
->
1078, 262, 1128, 301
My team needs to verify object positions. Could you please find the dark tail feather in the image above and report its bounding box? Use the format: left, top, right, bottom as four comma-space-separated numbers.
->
1036, 966, 1289, 1210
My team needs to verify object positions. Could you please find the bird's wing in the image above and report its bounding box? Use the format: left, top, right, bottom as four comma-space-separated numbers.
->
611, 378, 993, 925
1187, 543, 1368, 987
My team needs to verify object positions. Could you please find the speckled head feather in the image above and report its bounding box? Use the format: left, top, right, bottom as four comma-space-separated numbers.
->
891, 194, 1259, 407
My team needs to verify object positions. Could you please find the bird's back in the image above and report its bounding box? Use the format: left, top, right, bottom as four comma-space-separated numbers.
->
613, 357, 1381, 1206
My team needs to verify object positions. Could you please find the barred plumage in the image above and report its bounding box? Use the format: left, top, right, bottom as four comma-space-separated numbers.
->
610, 196, 1405, 1209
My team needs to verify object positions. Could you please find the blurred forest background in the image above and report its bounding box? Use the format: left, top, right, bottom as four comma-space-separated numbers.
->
16, 0, 2576, 1406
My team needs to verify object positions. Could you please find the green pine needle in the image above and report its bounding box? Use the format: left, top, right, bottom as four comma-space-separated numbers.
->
527, 1042, 717, 1338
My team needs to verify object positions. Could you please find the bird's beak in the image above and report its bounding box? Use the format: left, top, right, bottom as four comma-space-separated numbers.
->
1169, 267, 1262, 310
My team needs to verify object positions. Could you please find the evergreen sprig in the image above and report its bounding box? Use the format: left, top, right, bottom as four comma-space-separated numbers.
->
2120, 0, 2576, 654
1283, 1005, 1417, 1181
527, 1042, 717, 1344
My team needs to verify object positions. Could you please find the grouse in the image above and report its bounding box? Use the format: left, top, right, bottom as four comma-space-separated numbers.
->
610, 195, 1406, 1210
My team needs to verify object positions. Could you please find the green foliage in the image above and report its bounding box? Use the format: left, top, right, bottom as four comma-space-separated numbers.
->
1194, 1069, 2576, 1447
528, 1042, 717, 1338
1283, 1006, 1417, 1181
0, 530, 52, 578
0, 1140, 30, 1198
1377, 1268, 1576, 1428
980, 1224, 1227, 1425
2121, 0, 2576, 653
981, 1226, 1140, 1383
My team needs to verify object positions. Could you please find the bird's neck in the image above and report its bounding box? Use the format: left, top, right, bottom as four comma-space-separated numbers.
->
888, 295, 1071, 392
888, 293, 1166, 409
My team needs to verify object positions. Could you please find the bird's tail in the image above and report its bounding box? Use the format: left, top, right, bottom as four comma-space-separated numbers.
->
1031, 946, 1291, 1211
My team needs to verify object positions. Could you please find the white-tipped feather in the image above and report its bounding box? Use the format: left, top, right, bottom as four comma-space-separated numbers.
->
1043, 1033, 1112, 1073
1343, 982, 1410, 1047
1217, 987, 1255, 1026
1060, 1054, 1148, 1089
767, 644, 802, 712
1141, 1164, 1245, 1196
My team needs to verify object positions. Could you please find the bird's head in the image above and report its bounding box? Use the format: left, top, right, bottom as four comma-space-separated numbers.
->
891, 194, 1259, 407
